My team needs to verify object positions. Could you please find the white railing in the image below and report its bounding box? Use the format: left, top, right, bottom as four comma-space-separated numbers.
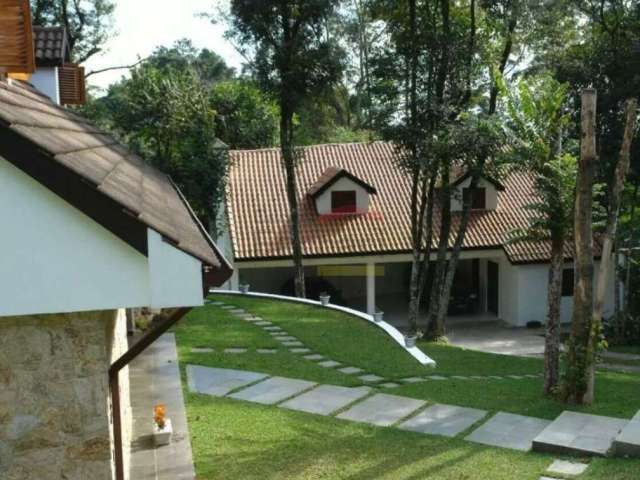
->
210, 289, 436, 367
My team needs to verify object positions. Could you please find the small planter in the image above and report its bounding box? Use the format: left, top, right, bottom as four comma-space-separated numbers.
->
153, 418, 173, 447
319, 294, 331, 306
239, 284, 250, 294
373, 311, 384, 323
404, 335, 417, 348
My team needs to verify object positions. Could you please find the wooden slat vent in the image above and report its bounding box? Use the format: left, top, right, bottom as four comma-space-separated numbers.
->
58, 63, 86, 105
0, 0, 35, 73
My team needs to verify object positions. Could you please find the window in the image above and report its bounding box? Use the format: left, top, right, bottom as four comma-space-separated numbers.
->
562, 268, 574, 297
463, 188, 486, 209
331, 190, 357, 213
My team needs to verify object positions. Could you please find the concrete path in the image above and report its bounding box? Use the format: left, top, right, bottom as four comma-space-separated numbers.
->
129, 334, 195, 480
466, 412, 551, 452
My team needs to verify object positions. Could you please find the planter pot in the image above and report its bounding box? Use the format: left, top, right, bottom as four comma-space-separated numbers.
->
404, 335, 417, 348
373, 311, 384, 323
239, 284, 250, 294
153, 418, 173, 447
319, 295, 331, 306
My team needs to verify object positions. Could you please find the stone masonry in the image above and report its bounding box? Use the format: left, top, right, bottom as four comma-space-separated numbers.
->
0, 309, 132, 480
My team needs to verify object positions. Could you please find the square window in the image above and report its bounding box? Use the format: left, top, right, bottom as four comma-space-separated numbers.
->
463, 188, 486, 209
331, 190, 357, 213
562, 268, 574, 297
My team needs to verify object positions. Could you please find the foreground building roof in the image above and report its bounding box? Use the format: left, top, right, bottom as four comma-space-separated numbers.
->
227, 141, 586, 264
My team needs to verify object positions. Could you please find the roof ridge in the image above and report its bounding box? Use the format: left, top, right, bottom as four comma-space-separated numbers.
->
230, 140, 391, 154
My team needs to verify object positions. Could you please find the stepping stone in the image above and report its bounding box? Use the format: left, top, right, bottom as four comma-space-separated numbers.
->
290, 348, 311, 354
399, 404, 487, 438
190, 347, 214, 353
257, 349, 277, 354
269, 331, 288, 336
220, 305, 237, 310
451, 376, 469, 380
338, 367, 364, 375
507, 375, 525, 380
282, 341, 304, 347
318, 360, 341, 368
358, 374, 385, 383
488, 376, 503, 380
337, 393, 426, 427
546, 459, 589, 476
470, 376, 487, 380
380, 382, 400, 388
275, 336, 298, 342
400, 377, 426, 384
228, 376, 316, 405
230, 309, 246, 314
208, 301, 225, 306
524, 374, 540, 379
533, 411, 628, 456
613, 411, 640, 457
224, 348, 247, 354
263, 326, 283, 331
255, 321, 272, 326
466, 412, 551, 452
427, 375, 447, 381
304, 354, 324, 361
186, 365, 268, 397
280, 385, 371, 416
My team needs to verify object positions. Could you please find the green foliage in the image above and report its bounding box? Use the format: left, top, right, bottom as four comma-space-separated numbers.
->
210, 81, 279, 149
30, 0, 115, 62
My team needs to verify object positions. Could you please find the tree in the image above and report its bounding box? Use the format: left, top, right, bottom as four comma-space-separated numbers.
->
225, 0, 345, 298
210, 80, 279, 149
502, 75, 577, 394
30, 0, 115, 62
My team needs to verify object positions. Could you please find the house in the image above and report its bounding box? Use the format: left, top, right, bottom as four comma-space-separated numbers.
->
0, 4, 231, 479
218, 141, 614, 327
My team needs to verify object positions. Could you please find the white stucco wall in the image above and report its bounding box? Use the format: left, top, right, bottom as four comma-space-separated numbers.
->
30, 67, 60, 104
451, 177, 498, 211
0, 156, 204, 316
315, 177, 370, 215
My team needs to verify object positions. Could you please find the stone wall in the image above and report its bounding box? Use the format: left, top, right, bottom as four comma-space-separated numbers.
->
0, 309, 132, 480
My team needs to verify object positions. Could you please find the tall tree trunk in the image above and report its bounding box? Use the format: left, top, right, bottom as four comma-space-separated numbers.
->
544, 237, 564, 394
564, 89, 597, 405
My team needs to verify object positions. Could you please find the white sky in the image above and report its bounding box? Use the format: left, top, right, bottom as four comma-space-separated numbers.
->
83, 0, 243, 92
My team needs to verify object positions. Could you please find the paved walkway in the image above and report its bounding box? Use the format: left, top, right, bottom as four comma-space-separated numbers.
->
186, 364, 638, 465
129, 333, 195, 480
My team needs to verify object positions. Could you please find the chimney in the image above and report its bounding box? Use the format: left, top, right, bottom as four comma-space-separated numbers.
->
0, 0, 35, 80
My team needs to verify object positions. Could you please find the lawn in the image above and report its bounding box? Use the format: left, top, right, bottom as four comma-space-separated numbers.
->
175, 294, 640, 479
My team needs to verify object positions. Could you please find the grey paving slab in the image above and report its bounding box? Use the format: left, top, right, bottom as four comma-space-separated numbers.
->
230, 309, 246, 314
190, 347, 213, 353
614, 414, 640, 457
358, 374, 385, 383
304, 354, 324, 361
488, 376, 504, 380
451, 376, 469, 380
380, 382, 400, 388
186, 365, 268, 397
338, 366, 364, 375
427, 375, 447, 380
290, 348, 311, 354
275, 336, 298, 341
228, 377, 316, 405
224, 348, 247, 354
208, 301, 225, 306
263, 326, 283, 331
533, 411, 628, 456
318, 360, 341, 368
399, 404, 487, 438
257, 349, 278, 354
400, 377, 426, 384
270, 331, 289, 336
337, 393, 426, 427
547, 459, 589, 476
280, 385, 371, 416
254, 321, 273, 326
282, 341, 304, 347
507, 375, 525, 380
220, 305, 237, 310
466, 412, 551, 452
470, 376, 487, 380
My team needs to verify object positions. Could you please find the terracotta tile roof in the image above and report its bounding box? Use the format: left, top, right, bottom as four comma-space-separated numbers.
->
227, 141, 590, 264
32, 26, 69, 66
308, 166, 377, 197
0, 78, 231, 283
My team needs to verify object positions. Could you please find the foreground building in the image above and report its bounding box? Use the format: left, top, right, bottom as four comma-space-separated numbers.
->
0, 4, 231, 478
219, 142, 614, 327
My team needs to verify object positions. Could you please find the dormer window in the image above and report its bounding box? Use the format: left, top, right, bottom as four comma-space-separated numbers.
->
463, 187, 486, 210
308, 166, 377, 216
331, 190, 357, 214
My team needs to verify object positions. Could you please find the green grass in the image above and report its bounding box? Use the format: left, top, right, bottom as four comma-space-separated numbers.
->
175, 294, 640, 479
608, 345, 640, 356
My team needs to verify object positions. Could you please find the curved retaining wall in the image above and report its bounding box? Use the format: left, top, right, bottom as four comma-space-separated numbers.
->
211, 289, 436, 368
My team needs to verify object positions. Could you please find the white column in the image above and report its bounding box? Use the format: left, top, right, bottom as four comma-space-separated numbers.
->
229, 268, 240, 291
366, 262, 376, 314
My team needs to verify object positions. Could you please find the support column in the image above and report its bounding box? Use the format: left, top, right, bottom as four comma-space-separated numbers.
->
366, 262, 376, 314
229, 268, 239, 291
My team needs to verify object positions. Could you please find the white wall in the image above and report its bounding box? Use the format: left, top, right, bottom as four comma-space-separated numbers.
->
0, 156, 204, 316
451, 177, 498, 211
315, 177, 370, 215
30, 67, 60, 104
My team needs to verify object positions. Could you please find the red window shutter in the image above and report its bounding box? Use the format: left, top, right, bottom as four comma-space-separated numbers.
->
58, 63, 86, 105
0, 0, 35, 74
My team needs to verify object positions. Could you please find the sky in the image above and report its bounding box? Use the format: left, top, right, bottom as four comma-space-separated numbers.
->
83, 0, 243, 91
